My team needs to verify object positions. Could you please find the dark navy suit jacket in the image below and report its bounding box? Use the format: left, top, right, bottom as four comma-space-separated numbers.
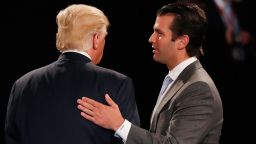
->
5, 52, 140, 144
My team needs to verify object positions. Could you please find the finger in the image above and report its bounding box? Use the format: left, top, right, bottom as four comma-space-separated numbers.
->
83, 97, 103, 108
77, 105, 94, 116
80, 112, 95, 123
77, 98, 86, 105
77, 99, 95, 111
105, 94, 118, 108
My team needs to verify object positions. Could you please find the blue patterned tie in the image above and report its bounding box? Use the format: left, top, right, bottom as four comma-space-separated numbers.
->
151, 76, 173, 124
159, 76, 172, 97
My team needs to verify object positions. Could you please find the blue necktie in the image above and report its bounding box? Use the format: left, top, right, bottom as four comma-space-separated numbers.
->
159, 76, 172, 97
151, 76, 173, 124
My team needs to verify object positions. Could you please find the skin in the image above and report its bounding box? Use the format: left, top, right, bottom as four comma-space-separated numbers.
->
87, 32, 108, 64
77, 94, 124, 131
77, 15, 190, 131
149, 15, 189, 69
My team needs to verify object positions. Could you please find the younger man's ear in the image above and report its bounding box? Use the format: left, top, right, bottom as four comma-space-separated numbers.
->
177, 35, 189, 50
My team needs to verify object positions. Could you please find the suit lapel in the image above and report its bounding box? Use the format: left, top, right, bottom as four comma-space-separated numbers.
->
150, 60, 202, 131
150, 79, 184, 131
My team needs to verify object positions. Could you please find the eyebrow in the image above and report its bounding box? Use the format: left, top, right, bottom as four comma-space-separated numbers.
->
154, 28, 163, 34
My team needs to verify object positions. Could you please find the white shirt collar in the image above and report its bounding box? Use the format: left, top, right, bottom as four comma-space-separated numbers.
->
62, 49, 92, 60
167, 57, 197, 81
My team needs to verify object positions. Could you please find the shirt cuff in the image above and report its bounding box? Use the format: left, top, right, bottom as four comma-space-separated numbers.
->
114, 119, 131, 143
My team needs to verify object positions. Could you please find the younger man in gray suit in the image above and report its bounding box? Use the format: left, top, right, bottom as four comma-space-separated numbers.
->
77, 2, 223, 144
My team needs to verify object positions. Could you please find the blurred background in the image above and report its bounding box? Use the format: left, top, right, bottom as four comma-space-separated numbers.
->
1, 0, 255, 143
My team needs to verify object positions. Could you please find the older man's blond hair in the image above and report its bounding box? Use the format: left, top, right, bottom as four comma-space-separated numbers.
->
56, 4, 109, 52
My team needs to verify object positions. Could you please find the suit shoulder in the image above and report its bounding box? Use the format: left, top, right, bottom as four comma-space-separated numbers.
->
92, 65, 130, 80
15, 62, 55, 85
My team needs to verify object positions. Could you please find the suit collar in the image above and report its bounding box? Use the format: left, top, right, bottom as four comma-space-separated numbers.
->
62, 50, 92, 60
168, 57, 197, 83
150, 60, 203, 131
57, 52, 92, 64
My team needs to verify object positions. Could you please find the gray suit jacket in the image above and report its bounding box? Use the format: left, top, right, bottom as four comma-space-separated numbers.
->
127, 60, 223, 144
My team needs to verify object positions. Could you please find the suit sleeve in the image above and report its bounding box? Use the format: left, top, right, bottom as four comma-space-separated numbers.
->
5, 82, 20, 144
126, 82, 218, 144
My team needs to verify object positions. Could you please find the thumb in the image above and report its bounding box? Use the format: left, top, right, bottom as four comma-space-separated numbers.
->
105, 94, 118, 108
